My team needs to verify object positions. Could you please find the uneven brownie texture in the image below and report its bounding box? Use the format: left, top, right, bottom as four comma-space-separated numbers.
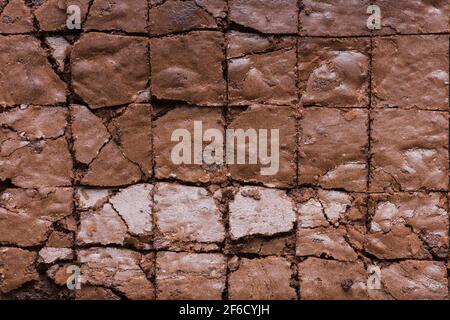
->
0, 1, 449, 301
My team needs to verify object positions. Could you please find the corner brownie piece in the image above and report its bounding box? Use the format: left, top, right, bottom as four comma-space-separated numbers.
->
229, 0, 298, 34
298, 38, 370, 108
370, 108, 448, 192
156, 252, 226, 300
372, 36, 449, 110
299, 107, 368, 192
366, 192, 448, 259
150, 31, 226, 106
228, 256, 296, 300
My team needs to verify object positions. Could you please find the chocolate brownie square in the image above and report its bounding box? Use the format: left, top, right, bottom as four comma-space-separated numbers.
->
299, 107, 369, 192
71, 33, 149, 108
156, 252, 226, 300
372, 35, 449, 110
380, 260, 448, 300
0, 106, 72, 188
153, 105, 227, 184
85, 0, 148, 33
300, 0, 449, 36
228, 105, 297, 188
149, 0, 226, 35
298, 258, 369, 300
34, 0, 90, 32
373, 0, 449, 35
71, 104, 152, 187
366, 192, 448, 259
228, 33, 297, 106
0, 35, 67, 106
300, 0, 371, 36
228, 186, 296, 240
150, 31, 226, 106
228, 257, 296, 300
295, 188, 366, 262
298, 38, 370, 108
153, 183, 225, 251
0, 187, 73, 247
229, 0, 298, 34
370, 108, 448, 192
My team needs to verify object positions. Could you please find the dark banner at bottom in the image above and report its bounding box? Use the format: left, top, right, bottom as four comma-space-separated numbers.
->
0, 300, 447, 319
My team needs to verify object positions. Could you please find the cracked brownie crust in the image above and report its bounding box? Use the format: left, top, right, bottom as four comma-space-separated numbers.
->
0, 0, 449, 301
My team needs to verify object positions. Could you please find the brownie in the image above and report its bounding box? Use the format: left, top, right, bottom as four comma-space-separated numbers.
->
0, 106, 73, 188
153, 183, 225, 251
228, 256, 296, 300
228, 33, 297, 105
380, 260, 448, 300
79, 248, 155, 300
298, 38, 370, 108
298, 258, 369, 300
373, 0, 449, 35
71, 33, 149, 108
372, 36, 449, 110
0, 187, 73, 247
229, 186, 296, 240
76, 184, 153, 249
295, 189, 366, 262
34, 0, 90, 32
228, 105, 297, 188
0, 248, 38, 294
149, 0, 226, 35
300, 0, 371, 36
366, 192, 448, 259
0, 0, 34, 33
229, 0, 298, 34
300, 0, 449, 36
84, 0, 148, 33
299, 107, 369, 192
370, 108, 448, 192
0, 36, 67, 106
153, 106, 227, 184
150, 31, 226, 106
71, 104, 152, 186
156, 252, 226, 300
